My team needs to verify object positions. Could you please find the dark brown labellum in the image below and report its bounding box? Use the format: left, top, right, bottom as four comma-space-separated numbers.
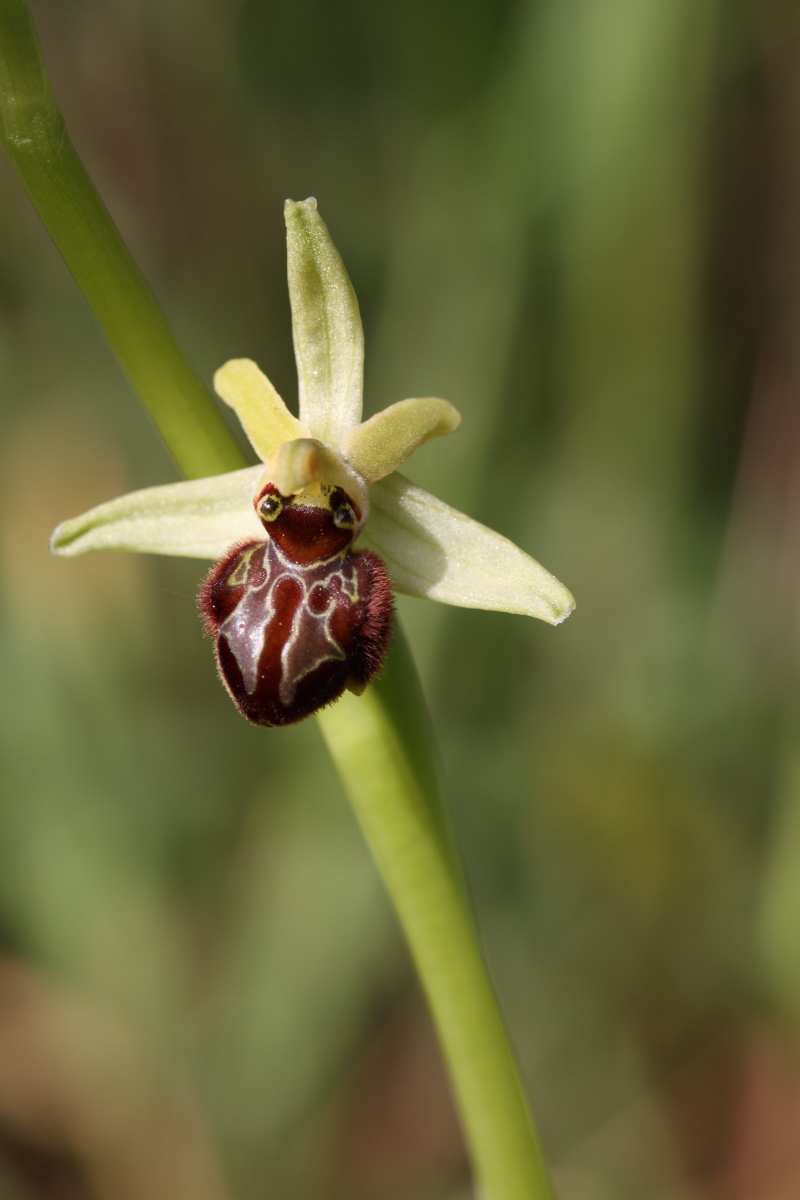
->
199, 483, 394, 727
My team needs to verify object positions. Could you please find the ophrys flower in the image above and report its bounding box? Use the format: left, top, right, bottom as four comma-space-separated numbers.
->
51, 199, 575, 725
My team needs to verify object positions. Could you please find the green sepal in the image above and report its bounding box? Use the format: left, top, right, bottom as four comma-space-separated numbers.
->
364, 472, 575, 624
285, 198, 364, 444
50, 467, 264, 560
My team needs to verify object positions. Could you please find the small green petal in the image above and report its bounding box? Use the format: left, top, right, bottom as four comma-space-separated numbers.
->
364, 473, 575, 624
285, 198, 364, 443
50, 467, 264, 560
341, 397, 462, 483
214, 358, 307, 462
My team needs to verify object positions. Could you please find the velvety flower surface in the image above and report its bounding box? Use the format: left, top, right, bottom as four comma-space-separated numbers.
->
51, 199, 574, 626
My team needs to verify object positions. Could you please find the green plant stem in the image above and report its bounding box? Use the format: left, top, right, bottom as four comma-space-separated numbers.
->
318, 628, 555, 1200
1, 5, 556, 1194
0, 0, 245, 480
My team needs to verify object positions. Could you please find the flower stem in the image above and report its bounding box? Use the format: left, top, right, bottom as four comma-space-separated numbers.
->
317, 628, 556, 1200
0, 0, 245, 480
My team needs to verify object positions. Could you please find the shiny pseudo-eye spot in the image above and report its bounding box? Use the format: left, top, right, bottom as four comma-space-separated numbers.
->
259, 492, 284, 522
333, 499, 356, 529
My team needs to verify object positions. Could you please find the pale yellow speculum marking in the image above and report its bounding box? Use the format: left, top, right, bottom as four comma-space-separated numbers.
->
227, 544, 260, 588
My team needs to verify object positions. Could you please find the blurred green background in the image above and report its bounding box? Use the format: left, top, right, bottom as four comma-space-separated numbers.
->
1, 0, 799, 1197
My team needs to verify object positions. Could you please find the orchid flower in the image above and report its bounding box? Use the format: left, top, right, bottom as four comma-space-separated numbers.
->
50, 199, 574, 722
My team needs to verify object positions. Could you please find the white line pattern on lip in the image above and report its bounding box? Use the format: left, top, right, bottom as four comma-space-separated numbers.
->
218, 538, 361, 703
